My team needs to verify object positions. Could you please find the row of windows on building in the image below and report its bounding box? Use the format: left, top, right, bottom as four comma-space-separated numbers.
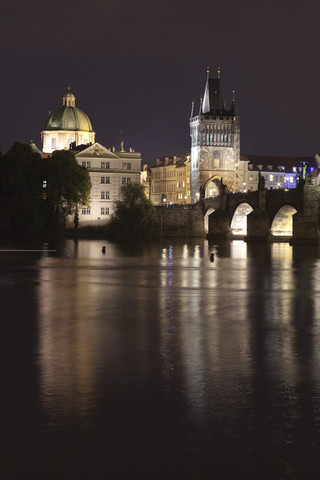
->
152, 170, 180, 179
100, 176, 131, 184
82, 161, 132, 169
81, 207, 110, 215
202, 134, 231, 143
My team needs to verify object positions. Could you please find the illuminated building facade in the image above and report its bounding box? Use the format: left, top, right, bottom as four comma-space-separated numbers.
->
190, 67, 240, 202
42, 87, 95, 153
240, 155, 316, 191
74, 142, 142, 225
148, 69, 317, 203
149, 156, 191, 205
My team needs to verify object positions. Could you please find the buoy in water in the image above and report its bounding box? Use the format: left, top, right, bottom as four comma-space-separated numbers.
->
210, 252, 214, 262
102, 246, 106, 254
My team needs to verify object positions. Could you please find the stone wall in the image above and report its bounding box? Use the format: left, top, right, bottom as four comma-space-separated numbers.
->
155, 205, 205, 237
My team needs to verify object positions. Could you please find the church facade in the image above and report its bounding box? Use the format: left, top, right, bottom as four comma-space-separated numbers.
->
41, 88, 142, 226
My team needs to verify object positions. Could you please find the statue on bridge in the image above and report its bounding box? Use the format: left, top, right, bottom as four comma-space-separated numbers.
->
258, 172, 265, 190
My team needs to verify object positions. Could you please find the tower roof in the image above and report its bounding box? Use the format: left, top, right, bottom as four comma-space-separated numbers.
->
202, 67, 224, 115
200, 67, 238, 117
202, 79, 224, 114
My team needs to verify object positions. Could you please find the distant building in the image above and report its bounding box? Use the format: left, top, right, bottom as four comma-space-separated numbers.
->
42, 87, 95, 154
190, 67, 240, 202
41, 88, 142, 226
149, 155, 191, 205
73, 142, 142, 225
240, 155, 316, 191
149, 69, 317, 204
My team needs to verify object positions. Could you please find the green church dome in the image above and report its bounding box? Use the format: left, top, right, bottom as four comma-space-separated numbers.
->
44, 87, 93, 132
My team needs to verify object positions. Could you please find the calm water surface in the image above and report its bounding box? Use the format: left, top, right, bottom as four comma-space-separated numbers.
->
1, 238, 320, 479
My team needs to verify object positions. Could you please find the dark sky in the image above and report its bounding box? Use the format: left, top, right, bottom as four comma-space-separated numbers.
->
1, 0, 320, 166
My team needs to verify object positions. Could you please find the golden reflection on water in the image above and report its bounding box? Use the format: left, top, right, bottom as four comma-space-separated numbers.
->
36, 239, 320, 429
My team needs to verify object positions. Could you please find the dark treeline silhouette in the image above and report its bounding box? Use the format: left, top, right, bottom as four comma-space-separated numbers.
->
0, 142, 91, 235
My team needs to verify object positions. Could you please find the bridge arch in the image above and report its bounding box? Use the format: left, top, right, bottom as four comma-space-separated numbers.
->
204, 208, 215, 233
271, 205, 297, 236
204, 176, 222, 199
230, 202, 254, 235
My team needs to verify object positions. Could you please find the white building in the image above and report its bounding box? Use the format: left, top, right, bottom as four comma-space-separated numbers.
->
74, 142, 142, 225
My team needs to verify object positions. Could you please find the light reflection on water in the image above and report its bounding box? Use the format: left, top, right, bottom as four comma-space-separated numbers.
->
3, 239, 320, 478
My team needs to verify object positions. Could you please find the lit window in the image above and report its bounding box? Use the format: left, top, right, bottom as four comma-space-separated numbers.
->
270, 175, 274, 181
290, 177, 294, 183
293, 167, 296, 172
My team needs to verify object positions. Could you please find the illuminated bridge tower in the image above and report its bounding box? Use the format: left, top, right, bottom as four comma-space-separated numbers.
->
190, 67, 240, 203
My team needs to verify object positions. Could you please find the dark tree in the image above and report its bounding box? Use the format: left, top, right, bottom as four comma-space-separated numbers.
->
107, 182, 155, 237
45, 150, 91, 231
0, 142, 46, 233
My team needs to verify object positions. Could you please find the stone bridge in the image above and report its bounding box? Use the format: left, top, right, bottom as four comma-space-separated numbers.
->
203, 187, 302, 239
156, 183, 320, 243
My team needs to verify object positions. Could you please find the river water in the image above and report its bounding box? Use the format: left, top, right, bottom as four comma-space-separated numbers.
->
1, 238, 320, 479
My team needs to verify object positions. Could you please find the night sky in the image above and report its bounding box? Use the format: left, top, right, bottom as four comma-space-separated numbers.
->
1, 0, 320, 166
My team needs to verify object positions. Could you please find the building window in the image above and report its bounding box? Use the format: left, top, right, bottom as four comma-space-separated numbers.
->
101, 177, 105, 183
127, 163, 131, 170
106, 162, 110, 169
269, 175, 274, 181
101, 162, 105, 169
290, 177, 294, 183
51, 138, 57, 149
122, 163, 127, 169
106, 177, 110, 184
122, 177, 126, 184
101, 191, 105, 199
82, 161, 91, 168
127, 177, 131, 183
81, 207, 91, 215
101, 207, 110, 215
106, 191, 110, 199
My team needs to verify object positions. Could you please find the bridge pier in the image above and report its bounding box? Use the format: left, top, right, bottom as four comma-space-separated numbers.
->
207, 209, 231, 238
291, 185, 320, 244
245, 210, 271, 242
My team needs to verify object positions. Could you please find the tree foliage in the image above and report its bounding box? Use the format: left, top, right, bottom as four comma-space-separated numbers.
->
45, 150, 91, 231
0, 142, 91, 234
0, 142, 46, 233
107, 182, 155, 237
